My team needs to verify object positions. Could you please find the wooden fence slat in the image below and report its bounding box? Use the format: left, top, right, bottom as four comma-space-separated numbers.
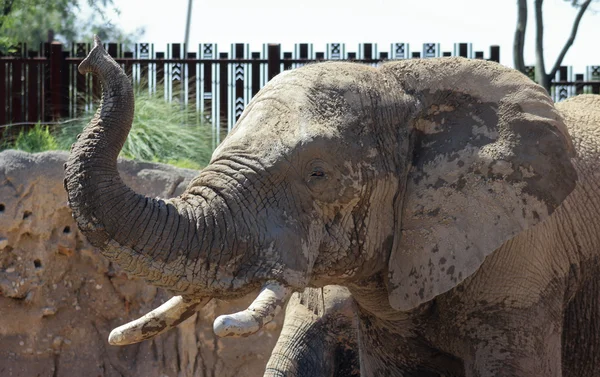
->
490, 45, 500, 62
27, 52, 39, 122
137, 43, 151, 91
107, 43, 118, 58
61, 51, 70, 118
171, 43, 182, 102
283, 52, 293, 71
0, 60, 5, 125
251, 52, 261, 97
458, 43, 469, 58
219, 52, 228, 131
202, 52, 213, 123
267, 44, 281, 81
124, 51, 133, 80
11, 60, 23, 123
75, 44, 88, 117
299, 44, 309, 59
234, 43, 245, 124
49, 42, 64, 120
156, 52, 165, 88
187, 51, 197, 114
363, 43, 373, 59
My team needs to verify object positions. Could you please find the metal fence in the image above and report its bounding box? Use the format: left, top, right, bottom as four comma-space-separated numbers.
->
0, 41, 598, 143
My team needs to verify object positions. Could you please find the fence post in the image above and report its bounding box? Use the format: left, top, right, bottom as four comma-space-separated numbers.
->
187, 51, 197, 116
234, 43, 246, 124
575, 74, 584, 95
11, 57, 23, 123
267, 44, 281, 81
458, 43, 469, 58
251, 52, 261, 97
490, 45, 500, 63
27, 50, 40, 122
49, 41, 67, 120
219, 51, 228, 132
0, 55, 5, 125
283, 52, 293, 71
171, 43, 182, 102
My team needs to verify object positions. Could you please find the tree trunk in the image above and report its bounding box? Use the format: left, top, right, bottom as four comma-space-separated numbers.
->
513, 0, 528, 73
548, 0, 593, 80
64, 38, 214, 295
534, 0, 551, 93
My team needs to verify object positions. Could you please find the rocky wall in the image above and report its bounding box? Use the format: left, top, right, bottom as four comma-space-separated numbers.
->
0, 150, 281, 377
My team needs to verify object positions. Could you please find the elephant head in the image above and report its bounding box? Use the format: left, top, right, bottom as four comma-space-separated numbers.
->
64, 36, 577, 344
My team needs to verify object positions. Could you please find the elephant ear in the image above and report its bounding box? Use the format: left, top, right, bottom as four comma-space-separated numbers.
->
383, 58, 577, 311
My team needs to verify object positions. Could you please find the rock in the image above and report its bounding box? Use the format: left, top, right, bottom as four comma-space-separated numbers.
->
41, 306, 57, 317
0, 150, 282, 377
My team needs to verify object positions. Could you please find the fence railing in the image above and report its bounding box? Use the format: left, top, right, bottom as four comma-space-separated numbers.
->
1, 41, 598, 143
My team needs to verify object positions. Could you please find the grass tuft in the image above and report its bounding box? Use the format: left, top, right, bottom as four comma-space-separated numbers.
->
3, 86, 215, 170
1, 123, 59, 153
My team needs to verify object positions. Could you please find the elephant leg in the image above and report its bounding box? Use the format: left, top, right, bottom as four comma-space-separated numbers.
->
562, 264, 600, 377
455, 306, 563, 377
264, 286, 359, 377
356, 309, 465, 377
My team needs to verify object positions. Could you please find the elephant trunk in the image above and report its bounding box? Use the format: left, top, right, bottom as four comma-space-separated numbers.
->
64, 36, 203, 293
64, 36, 289, 343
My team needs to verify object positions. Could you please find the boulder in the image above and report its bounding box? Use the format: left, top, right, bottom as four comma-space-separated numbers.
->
0, 150, 281, 377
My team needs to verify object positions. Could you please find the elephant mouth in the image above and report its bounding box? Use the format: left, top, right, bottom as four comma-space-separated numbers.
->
108, 281, 292, 345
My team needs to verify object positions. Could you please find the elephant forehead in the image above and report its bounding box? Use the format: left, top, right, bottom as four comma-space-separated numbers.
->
214, 97, 366, 165
217, 100, 340, 159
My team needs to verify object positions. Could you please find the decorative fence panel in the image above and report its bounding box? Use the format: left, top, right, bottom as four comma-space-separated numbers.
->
1, 41, 598, 141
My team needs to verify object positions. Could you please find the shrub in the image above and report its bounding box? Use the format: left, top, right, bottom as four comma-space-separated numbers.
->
3, 86, 215, 170
0, 123, 59, 153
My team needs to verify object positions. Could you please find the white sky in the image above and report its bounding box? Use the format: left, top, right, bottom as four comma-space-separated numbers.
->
106, 0, 600, 74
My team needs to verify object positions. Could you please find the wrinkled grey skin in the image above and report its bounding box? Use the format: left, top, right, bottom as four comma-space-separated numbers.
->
268, 95, 600, 377
64, 37, 582, 376
264, 286, 360, 377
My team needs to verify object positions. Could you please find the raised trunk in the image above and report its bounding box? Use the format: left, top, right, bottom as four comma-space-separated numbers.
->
64, 37, 208, 294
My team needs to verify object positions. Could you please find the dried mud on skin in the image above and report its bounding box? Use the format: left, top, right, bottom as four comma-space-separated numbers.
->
0, 150, 282, 377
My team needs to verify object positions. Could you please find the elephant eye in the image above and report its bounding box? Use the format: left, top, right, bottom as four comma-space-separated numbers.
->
305, 160, 332, 193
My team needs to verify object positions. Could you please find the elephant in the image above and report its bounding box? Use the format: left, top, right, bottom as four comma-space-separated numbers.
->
266, 94, 600, 377
64, 35, 585, 376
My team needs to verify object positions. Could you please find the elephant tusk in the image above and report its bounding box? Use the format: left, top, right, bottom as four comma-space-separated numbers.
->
108, 295, 210, 345
213, 281, 292, 338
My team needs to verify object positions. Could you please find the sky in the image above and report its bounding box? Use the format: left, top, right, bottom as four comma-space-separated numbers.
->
105, 0, 600, 75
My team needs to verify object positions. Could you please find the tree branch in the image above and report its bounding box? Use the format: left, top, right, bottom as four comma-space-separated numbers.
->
534, 0, 547, 75
1, 0, 15, 16
534, 0, 552, 90
513, 0, 528, 73
549, 0, 592, 79
0, 0, 16, 30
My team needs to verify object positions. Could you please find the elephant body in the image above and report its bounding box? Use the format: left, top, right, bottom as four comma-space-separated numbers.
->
269, 95, 600, 377
65, 37, 590, 377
